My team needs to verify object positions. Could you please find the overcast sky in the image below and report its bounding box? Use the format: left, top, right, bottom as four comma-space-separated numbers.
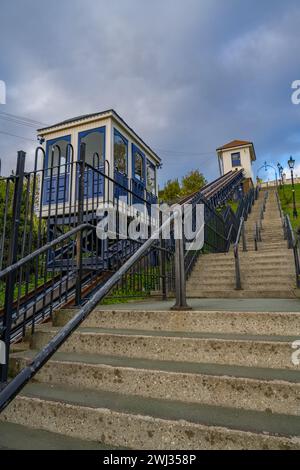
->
1, 0, 300, 185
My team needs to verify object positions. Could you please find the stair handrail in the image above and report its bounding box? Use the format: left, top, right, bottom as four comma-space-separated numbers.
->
233, 216, 247, 289
253, 220, 262, 251
275, 190, 286, 239
284, 214, 300, 288
0, 207, 182, 412
252, 191, 268, 251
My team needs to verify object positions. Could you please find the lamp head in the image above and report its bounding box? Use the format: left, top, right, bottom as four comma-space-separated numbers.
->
288, 156, 295, 170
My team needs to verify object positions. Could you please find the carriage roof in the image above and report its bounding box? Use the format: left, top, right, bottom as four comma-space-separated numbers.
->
37, 109, 161, 165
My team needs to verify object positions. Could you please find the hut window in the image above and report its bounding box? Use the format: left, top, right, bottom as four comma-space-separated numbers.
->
146, 160, 156, 194
114, 130, 127, 174
46, 138, 69, 176
231, 152, 241, 167
80, 128, 105, 167
133, 147, 144, 182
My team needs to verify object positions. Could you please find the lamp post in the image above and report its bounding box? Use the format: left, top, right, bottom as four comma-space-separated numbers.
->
288, 156, 298, 219
277, 163, 283, 187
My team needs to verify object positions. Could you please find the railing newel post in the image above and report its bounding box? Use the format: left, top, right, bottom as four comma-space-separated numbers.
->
242, 221, 247, 252
0, 151, 26, 387
171, 211, 192, 311
159, 211, 167, 300
75, 142, 86, 306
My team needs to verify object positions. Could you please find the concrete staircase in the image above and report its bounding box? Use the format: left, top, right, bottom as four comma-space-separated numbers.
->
187, 189, 296, 298
1, 307, 300, 449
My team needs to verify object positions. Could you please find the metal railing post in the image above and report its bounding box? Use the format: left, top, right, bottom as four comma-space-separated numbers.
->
0, 151, 26, 387
234, 251, 242, 289
171, 221, 192, 311
75, 143, 86, 306
254, 223, 258, 251
159, 211, 167, 300
242, 221, 247, 251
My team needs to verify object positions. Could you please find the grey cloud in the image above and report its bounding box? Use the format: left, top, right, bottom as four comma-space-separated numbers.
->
1, 0, 300, 184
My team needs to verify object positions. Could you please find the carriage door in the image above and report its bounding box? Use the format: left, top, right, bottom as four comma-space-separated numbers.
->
43, 135, 71, 206
132, 144, 145, 206
78, 127, 105, 200
113, 129, 128, 201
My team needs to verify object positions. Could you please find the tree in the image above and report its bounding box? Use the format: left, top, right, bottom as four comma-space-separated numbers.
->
159, 169, 207, 204
180, 170, 207, 197
158, 178, 181, 204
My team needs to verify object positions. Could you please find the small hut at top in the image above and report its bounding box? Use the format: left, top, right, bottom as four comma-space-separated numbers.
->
216, 139, 256, 194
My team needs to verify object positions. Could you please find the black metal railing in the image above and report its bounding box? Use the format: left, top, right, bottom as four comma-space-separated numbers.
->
0, 208, 179, 412
0, 143, 248, 409
253, 191, 268, 251
233, 188, 257, 289
0, 143, 167, 384
233, 217, 247, 289
284, 214, 300, 288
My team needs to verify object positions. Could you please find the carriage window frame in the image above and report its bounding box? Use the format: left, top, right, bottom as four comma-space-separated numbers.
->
146, 159, 156, 195
45, 135, 71, 177
113, 128, 128, 175
132, 144, 145, 184
77, 126, 106, 168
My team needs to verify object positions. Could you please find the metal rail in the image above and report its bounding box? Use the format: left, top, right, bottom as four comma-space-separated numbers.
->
179, 169, 244, 208
0, 144, 248, 410
0, 208, 180, 412
253, 191, 268, 251
233, 217, 247, 290
284, 214, 300, 288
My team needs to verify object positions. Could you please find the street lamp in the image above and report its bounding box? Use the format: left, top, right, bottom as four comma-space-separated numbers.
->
277, 163, 283, 187
288, 156, 298, 218
278, 163, 284, 187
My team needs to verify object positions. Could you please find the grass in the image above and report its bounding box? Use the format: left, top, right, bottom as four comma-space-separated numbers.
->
0, 272, 54, 308
100, 295, 146, 305
228, 200, 239, 213
99, 270, 160, 305
278, 183, 300, 231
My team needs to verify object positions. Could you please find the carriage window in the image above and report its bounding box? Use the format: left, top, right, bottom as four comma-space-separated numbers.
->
146, 160, 156, 194
114, 130, 127, 174
133, 149, 144, 182
46, 138, 69, 176
81, 129, 105, 167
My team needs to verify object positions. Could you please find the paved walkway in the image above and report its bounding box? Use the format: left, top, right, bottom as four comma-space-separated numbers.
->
100, 298, 300, 312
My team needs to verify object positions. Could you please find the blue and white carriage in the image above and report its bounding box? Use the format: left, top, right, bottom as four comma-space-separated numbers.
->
37, 109, 160, 217
37, 110, 161, 270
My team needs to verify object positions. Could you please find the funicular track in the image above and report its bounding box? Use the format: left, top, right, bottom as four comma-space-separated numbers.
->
179, 169, 244, 206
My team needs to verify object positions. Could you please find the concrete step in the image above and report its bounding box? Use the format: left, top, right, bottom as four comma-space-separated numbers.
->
246, 219, 282, 225
187, 282, 294, 291
203, 251, 292, 260
188, 274, 294, 283
54, 309, 300, 336
245, 234, 285, 240
198, 259, 293, 270
186, 289, 296, 299
10, 351, 300, 416
30, 326, 298, 369
196, 258, 293, 267
192, 267, 294, 276
1, 382, 300, 449
245, 248, 289, 253
242, 242, 288, 248
245, 242, 286, 248
245, 233, 284, 239
240, 253, 293, 260
0, 422, 117, 450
